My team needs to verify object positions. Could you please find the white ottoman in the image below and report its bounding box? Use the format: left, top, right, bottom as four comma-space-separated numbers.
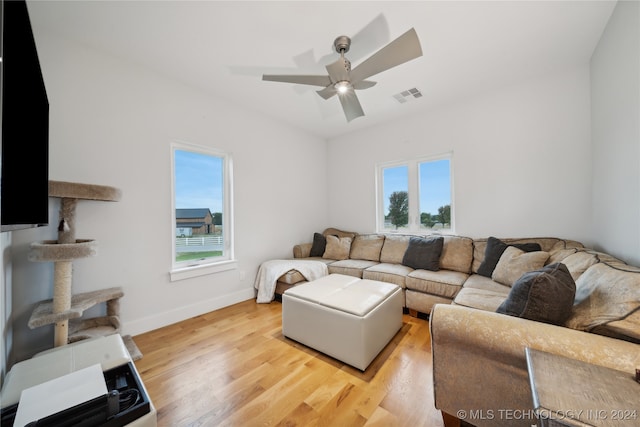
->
282, 274, 403, 371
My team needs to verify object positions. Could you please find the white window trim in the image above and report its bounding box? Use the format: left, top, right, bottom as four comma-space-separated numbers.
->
169, 141, 235, 281
375, 152, 454, 234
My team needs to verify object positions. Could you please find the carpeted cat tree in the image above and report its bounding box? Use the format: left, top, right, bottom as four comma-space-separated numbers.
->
27, 180, 141, 360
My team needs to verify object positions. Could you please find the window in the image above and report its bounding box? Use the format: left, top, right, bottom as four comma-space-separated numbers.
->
377, 154, 453, 233
170, 142, 235, 280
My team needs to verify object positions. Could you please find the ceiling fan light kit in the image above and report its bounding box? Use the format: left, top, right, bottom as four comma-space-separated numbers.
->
262, 27, 423, 122
335, 81, 351, 94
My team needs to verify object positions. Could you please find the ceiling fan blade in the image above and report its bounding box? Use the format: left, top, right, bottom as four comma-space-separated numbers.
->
325, 57, 350, 84
338, 90, 365, 122
350, 28, 422, 84
262, 74, 331, 87
353, 80, 377, 90
348, 13, 390, 62
317, 86, 337, 100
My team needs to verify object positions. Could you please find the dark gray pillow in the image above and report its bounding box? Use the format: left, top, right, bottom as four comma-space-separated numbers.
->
402, 236, 444, 271
477, 236, 542, 277
309, 232, 326, 257
496, 262, 576, 325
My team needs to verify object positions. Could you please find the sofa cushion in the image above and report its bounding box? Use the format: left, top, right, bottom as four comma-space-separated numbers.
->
496, 262, 576, 325
547, 239, 584, 264
462, 274, 511, 294
402, 236, 444, 271
492, 246, 549, 286
477, 236, 542, 277
560, 251, 599, 281
277, 269, 306, 285
453, 287, 508, 312
592, 309, 640, 343
379, 234, 411, 264
363, 263, 413, 288
309, 232, 327, 257
566, 263, 640, 332
323, 235, 352, 260
349, 234, 385, 262
406, 269, 468, 299
439, 236, 474, 274
328, 259, 379, 278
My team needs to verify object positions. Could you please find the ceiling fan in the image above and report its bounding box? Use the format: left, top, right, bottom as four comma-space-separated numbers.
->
262, 28, 423, 122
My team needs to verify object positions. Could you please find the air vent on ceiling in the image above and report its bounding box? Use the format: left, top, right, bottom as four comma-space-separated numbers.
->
393, 88, 422, 104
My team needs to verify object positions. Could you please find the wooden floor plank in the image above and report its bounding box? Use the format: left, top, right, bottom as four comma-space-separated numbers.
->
134, 299, 445, 427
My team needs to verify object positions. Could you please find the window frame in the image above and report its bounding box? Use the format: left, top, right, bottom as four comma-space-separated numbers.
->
375, 152, 454, 234
169, 141, 236, 281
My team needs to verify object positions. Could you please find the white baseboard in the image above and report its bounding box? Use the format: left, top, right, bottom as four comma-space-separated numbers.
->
122, 288, 255, 337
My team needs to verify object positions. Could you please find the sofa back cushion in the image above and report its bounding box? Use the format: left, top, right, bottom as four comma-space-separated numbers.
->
547, 239, 584, 264
349, 234, 385, 262
322, 227, 357, 240
566, 262, 640, 333
559, 251, 599, 281
379, 235, 411, 264
439, 236, 474, 274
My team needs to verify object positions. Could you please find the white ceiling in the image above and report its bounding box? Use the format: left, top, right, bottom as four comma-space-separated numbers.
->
28, 0, 617, 139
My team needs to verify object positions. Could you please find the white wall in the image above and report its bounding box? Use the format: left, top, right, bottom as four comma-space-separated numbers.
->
7, 31, 328, 362
590, 0, 640, 266
327, 66, 593, 242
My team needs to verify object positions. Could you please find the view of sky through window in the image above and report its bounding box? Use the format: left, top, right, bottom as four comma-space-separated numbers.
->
419, 159, 450, 214
174, 149, 223, 213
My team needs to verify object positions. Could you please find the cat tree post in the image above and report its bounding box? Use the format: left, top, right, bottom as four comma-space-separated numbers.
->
51, 196, 77, 346
52, 261, 72, 346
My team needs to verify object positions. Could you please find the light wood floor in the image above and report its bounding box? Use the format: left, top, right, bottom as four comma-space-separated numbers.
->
133, 299, 445, 427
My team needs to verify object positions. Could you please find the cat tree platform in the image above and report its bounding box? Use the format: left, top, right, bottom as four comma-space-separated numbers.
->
28, 287, 124, 330
49, 180, 122, 203
28, 239, 97, 261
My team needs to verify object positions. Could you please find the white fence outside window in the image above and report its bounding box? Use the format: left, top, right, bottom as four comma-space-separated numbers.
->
175, 235, 223, 252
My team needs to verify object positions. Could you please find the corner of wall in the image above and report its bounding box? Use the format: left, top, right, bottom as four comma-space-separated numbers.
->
1, 232, 13, 387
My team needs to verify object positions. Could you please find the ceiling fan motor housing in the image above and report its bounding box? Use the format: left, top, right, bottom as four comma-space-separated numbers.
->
334, 35, 351, 54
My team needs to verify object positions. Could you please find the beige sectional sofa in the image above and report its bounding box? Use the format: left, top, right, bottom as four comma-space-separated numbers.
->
277, 227, 640, 426
278, 228, 588, 316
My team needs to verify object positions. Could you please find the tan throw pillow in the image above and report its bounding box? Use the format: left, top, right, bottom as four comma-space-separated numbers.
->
379, 235, 410, 264
492, 246, 550, 286
323, 235, 352, 260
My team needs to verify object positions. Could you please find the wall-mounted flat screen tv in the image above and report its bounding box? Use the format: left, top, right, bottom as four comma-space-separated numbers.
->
1, 0, 50, 232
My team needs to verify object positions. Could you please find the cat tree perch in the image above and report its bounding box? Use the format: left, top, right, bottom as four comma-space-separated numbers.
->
28, 180, 122, 347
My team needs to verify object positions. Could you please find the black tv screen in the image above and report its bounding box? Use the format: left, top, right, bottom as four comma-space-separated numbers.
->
1, 0, 50, 231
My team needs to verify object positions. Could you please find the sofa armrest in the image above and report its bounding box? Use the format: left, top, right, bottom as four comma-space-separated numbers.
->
430, 304, 640, 427
293, 243, 312, 258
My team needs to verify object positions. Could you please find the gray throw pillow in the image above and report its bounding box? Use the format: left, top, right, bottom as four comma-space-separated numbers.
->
309, 232, 326, 257
401, 236, 444, 271
477, 236, 542, 277
496, 262, 576, 325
